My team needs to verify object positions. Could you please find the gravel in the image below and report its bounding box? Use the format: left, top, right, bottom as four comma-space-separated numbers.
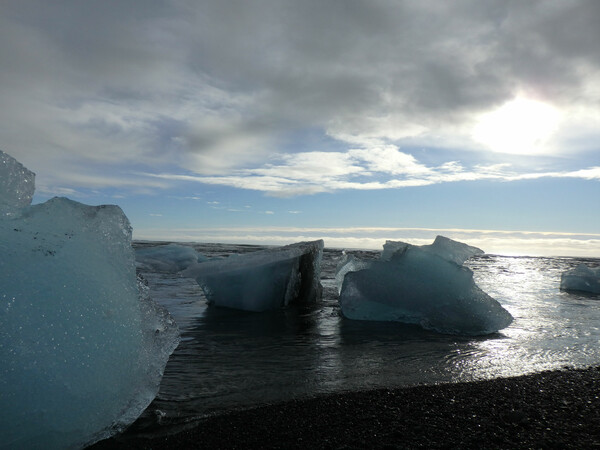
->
89, 366, 600, 449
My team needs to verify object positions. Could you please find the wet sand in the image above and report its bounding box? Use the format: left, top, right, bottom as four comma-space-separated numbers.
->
90, 366, 600, 449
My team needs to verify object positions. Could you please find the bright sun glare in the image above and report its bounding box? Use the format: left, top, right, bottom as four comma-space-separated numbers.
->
473, 97, 562, 155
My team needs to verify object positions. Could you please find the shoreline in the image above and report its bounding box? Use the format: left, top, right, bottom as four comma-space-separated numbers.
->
90, 366, 600, 449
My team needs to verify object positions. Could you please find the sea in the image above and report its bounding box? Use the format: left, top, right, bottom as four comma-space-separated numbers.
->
126, 241, 600, 438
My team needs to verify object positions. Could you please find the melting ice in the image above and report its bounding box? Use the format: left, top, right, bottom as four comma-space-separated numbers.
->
182, 240, 324, 312
560, 264, 600, 294
0, 151, 179, 450
338, 236, 513, 335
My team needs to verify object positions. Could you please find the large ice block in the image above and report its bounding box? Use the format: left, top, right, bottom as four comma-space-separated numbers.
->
560, 264, 600, 294
0, 152, 179, 450
182, 240, 324, 312
339, 236, 513, 335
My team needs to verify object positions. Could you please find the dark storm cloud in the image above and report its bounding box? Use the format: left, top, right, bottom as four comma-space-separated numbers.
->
173, 0, 600, 139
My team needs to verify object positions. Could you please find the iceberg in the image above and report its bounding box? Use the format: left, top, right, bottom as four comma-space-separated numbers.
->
135, 243, 207, 273
560, 264, 600, 294
0, 151, 179, 450
338, 236, 513, 335
182, 240, 324, 312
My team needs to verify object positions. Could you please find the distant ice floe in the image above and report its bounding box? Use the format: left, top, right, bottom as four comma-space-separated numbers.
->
182, 240, 324, 312
337, 236, 513, 335
560, 264, 600, 294
135, 243, 208, 273
0, 150, 179, 450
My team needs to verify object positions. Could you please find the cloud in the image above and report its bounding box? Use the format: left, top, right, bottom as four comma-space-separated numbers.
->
144, 145, 600, 196
1, 0, 600, 195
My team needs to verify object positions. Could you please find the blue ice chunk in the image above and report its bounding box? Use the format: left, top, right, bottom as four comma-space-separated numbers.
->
381, 235, 484, 265
560, 264, 600, 294
0, 152, 179, 450
335, 252, 372, 294
182, 240, 324, 312
339, 236, 513, 335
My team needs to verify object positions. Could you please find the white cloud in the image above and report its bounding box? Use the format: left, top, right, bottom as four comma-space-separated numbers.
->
144, 145, 600, 196
348, 146, 432, 176
560, 167, 600, 180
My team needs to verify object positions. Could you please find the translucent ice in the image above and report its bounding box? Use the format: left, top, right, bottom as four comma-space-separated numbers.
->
381, 235, 484, 265
0, 153, 179, 450
0, 150, 35, 214
182, 240, 324, 312
335, 252, 372, 294
136, 243, 207, 273
339, 236, 513, 335
560, 264, 600, 294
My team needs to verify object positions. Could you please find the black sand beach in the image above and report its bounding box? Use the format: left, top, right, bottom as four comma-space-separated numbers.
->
90, 366, 600, 449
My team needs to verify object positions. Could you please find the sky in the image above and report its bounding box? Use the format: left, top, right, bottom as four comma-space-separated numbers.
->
1, 0, 599, 256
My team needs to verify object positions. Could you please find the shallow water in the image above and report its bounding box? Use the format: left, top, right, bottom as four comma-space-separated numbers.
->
130, 243, 600, 435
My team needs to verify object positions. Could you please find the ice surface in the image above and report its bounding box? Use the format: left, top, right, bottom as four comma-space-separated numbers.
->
0, 154, 179, 450
380, 240, 410, 261
381, 235, 484, 265
335, 252, 372, 294
182, 240, 324, 312
560, 264, 600, 294
339, 236, 513, 335
421, 235, 484, 265
0, 150, 35, 214
136, 243, 207, 273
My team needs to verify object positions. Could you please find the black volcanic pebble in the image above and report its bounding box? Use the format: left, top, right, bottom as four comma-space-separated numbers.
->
89, 366, 600, 449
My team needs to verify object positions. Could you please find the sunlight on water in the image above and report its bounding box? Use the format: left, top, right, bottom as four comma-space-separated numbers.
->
465, 256, 600, 379
130, 244, 600, 436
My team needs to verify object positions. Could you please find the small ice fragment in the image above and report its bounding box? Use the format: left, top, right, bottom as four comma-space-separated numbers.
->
560, 264, 600, 294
